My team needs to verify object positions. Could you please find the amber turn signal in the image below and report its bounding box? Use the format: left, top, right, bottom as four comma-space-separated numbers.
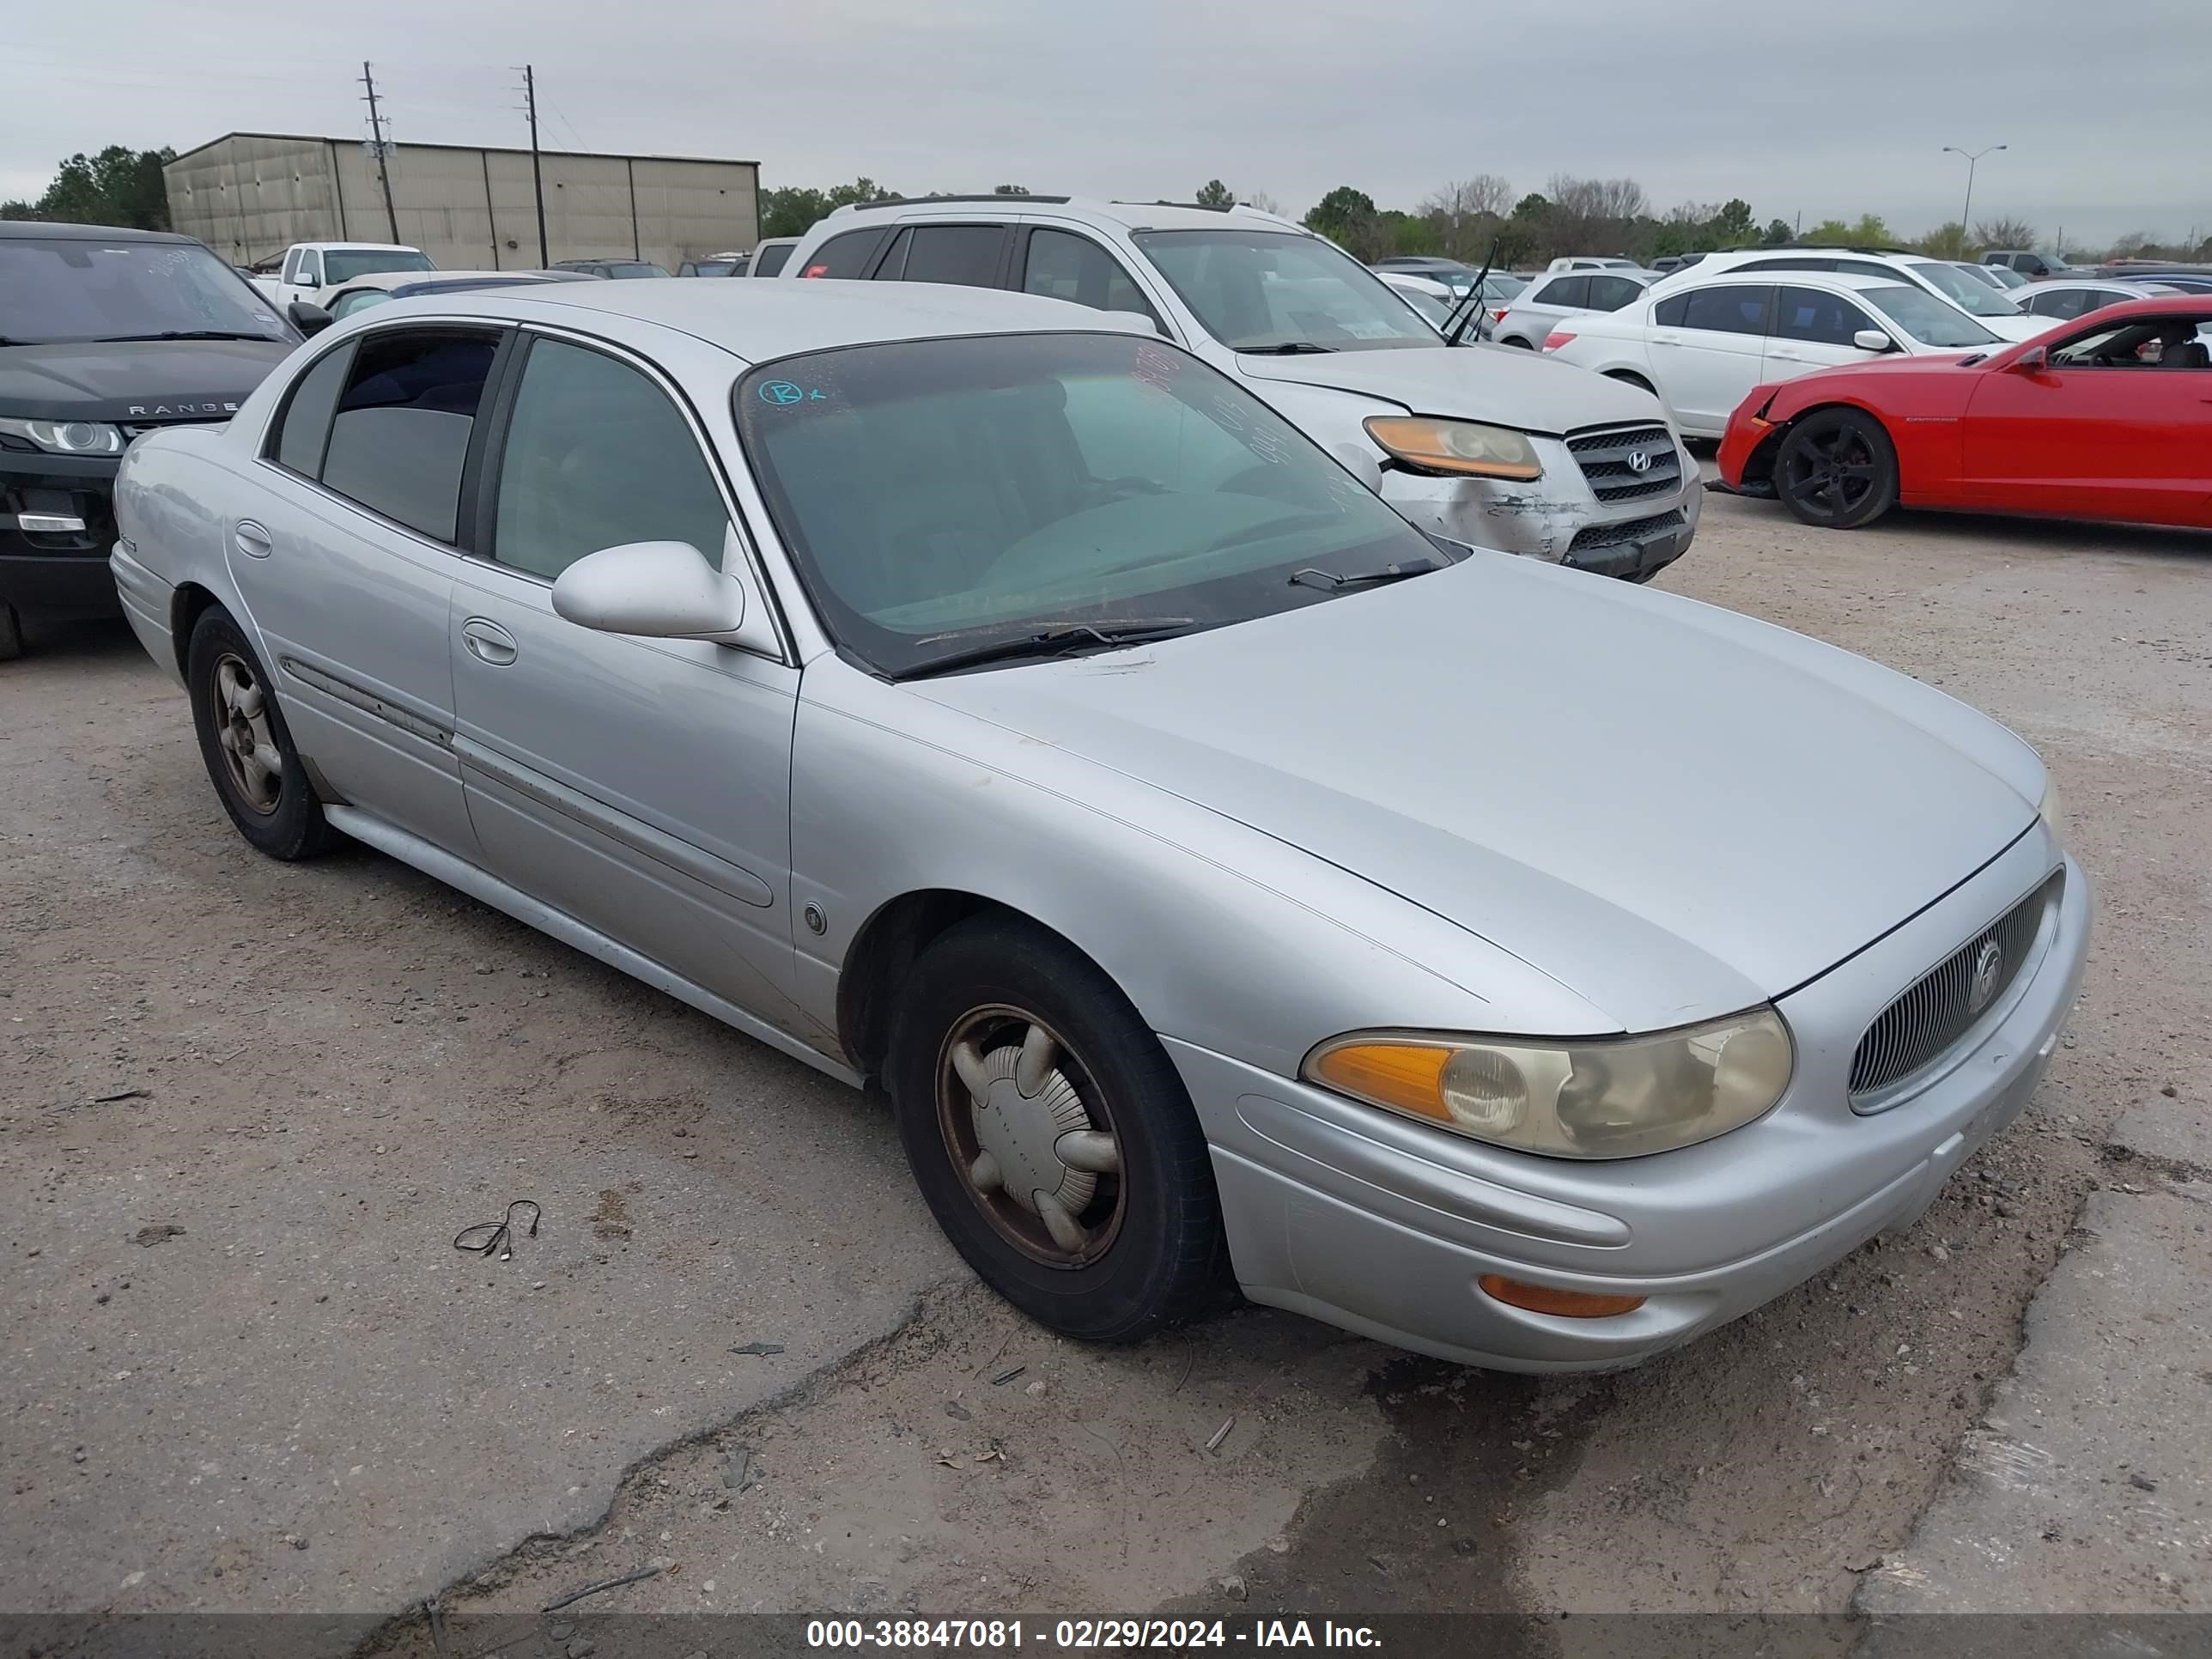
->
1305, 1042, 1457, 1124
1478, 1274, 1646, 1319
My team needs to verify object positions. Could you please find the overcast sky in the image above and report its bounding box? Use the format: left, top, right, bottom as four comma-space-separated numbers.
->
8, 0, 2209, 251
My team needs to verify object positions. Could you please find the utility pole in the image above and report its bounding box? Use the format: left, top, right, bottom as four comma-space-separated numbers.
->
520, 65, 549, 267
1942, 143, 2005, 241
360, 61, 400, 244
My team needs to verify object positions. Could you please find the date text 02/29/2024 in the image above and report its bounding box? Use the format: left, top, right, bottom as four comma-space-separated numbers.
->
805, 1618, 1385, 1649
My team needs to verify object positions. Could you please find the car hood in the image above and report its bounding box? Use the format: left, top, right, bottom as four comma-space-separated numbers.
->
910, 556, 2040, 1032
1237, 343, 1663, 436
0, 338, 295, 422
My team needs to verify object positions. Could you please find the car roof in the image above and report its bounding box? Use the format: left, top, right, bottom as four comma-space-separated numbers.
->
1665, 269, 1917, 294
356, 275, 1156, 362
0, 219, 196, 245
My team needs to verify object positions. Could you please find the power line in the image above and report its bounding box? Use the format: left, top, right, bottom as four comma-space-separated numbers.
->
516, 64, 549, 266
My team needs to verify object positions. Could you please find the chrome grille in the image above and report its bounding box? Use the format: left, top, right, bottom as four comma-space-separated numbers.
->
1568, 507, 1685, 552
1849, 872, 2061, 1097
1566, 424, 1682, 503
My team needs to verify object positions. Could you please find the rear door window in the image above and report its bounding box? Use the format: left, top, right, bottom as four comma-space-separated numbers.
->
1585, 274, 1644, 311
318, 328, 501, 543
1535, 275, 1589, 307
1680, 284, 1775, 335
890, 225, 1008, 289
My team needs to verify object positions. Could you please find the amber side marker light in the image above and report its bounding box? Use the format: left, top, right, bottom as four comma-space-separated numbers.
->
1478, 1274, 1646, 1318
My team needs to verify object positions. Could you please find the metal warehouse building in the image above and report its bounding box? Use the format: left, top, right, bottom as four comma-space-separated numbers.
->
164, 131, 759, 273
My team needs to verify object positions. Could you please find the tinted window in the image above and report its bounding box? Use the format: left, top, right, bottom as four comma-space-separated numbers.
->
1535, 276, 1589, 307
0, 235, 290, 346
734, 331, 1437, 678
1680, 285, 1773, 335
1653, 294, 1690, 327
1586, 275, 1645, 311
900, 226, 1004, 288
270, 343, 355, 477
1022, 229, 1158, 322
2027, 289, 2089, 319
751, 242, 793, 276
799, 228, 889, 279
490, 339, 729, 581
321, 249, 434, 284
1737, 257, 1832, 273
319, 329, 499, 542
1774, 285, 1878, 346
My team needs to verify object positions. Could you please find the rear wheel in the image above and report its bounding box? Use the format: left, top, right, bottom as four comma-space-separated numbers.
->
1774, 408, 1899, 529
185, 606, 339, 860
886, 917, 1228, 1343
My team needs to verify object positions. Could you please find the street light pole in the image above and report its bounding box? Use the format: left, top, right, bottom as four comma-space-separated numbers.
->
1942, 144, 2007, 246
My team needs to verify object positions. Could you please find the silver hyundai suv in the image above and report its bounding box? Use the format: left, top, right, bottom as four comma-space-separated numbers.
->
780, 196, 1702, 581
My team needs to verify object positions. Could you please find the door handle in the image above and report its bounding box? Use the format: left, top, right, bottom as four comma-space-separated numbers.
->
460, 617, 519, 666
233, 520, 272, 558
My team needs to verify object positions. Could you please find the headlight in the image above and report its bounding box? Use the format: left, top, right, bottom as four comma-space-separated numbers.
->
1304, 1009, 1795, 1159
0, 417, 127, 456
1364, 416, 1542, 481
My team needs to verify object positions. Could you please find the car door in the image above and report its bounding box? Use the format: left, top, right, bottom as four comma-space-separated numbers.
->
1960, 315, 2212, 524
866, 222, 1012, 291
446, 327, 811, 1029
240, 324, 501, 856
1645, 283, 1776, 434
1765, 284, 1890, 379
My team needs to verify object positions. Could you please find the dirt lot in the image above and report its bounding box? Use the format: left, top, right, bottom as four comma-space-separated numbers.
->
4, 490, 2209, 1644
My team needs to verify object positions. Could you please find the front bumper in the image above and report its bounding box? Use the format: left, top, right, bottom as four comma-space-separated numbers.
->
1378, 427, 1702, 580
1, 449, 125, 620
1170, 828, 2087, 1372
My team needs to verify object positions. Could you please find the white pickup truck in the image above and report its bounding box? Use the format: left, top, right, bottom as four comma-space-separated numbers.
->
253, 242, 434, 310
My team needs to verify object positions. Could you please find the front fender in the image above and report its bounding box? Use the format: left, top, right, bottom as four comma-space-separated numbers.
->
787, 658, 1613, 1084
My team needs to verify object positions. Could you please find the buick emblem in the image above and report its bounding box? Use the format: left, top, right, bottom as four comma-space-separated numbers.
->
1625, 448, 1653, 473
1966, 939, 2005, 1013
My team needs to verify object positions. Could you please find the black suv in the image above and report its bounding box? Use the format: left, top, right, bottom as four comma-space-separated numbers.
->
1, 222, 299, 659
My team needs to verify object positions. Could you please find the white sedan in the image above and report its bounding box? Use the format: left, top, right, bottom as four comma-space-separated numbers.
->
1544, 270, 2007, 438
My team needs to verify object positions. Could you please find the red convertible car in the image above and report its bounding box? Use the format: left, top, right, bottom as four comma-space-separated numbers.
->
1715, 295, 2212, 530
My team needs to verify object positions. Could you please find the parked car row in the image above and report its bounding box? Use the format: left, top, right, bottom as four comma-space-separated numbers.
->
102, 274, 2088, 1372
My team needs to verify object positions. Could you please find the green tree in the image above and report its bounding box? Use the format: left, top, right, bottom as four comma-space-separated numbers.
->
1802, 218, 1854, 246
1511, 191, 1551, 222
1760, 218, 1793, 246
1, 145, 175, 229
1706, 198, 1755, 246
758, 177, 898, 239
1194, 179, 1235, 210
1303, 185, 1381, 258
1915, 222, 1968, 258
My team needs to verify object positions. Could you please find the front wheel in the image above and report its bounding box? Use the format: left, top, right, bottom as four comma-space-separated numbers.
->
1773, 408, 1899, 529
886, 917, 1228, 1343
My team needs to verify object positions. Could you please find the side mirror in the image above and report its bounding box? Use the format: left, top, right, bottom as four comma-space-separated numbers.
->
289, 301, 334, 337
1850, 329, 1894, 354
552, 539, 766, 647
2011, 346, 2049, 374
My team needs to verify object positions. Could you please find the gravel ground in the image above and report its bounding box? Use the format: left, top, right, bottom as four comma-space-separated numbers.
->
3, 489, 2207, 1642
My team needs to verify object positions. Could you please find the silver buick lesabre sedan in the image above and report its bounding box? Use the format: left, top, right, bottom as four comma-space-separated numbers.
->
109, 280, 2088, 1371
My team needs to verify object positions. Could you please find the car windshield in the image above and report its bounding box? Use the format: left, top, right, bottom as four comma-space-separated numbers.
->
1134, 228, 1442, 352
736, 331, 1449, 677
0, 235, 290, 345
1863, 284, 2000, 348
322, 249, 434, 283
1907, 260, 2023, 318
1485, 273, 1527, 301
1979, 264, 2030, 289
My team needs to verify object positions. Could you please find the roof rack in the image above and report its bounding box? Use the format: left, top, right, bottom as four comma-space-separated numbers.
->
833, 193, 1074, 212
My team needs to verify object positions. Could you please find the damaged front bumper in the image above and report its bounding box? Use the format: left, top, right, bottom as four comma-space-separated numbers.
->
1379, 425, 1703, 580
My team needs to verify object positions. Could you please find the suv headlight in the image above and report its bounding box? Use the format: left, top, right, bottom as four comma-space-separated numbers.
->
1304, 1009, 1795, 1159
0, 417, 127, 456
1364, 416, 1542, 481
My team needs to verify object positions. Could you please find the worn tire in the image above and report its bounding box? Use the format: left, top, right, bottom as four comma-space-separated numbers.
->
1773, 407, 1899, 530
0, 602, 22, 663
185, 605, 339, 860
886, 916, 1230, 1344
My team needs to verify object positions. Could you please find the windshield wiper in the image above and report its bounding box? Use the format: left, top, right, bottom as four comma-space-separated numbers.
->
1288, 556, 1445, 592
91, 331, 285, 343
1237, 341, 1336, 355
897, 620, 1200, 680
